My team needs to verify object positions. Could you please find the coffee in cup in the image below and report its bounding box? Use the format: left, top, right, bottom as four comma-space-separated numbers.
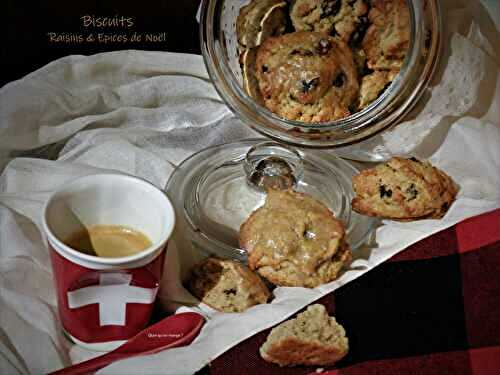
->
64, 225, 152, 258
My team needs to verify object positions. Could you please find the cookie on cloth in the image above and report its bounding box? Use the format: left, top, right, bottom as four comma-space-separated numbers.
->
351, 157, 459, 220
256, 31, 359, 122
290, 0, 369, 43
240, 189, 351, 288
186, 257, 270, 313
362, 0, 410, 70
236, 0, 288, 50
260, 304, 349, 366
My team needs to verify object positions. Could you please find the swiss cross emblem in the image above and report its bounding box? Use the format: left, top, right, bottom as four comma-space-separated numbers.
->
67, 273, 158, 326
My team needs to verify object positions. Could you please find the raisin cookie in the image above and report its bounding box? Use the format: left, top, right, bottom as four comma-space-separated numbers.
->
240, 189, 352, 288
352, 157, 459, 220
358, 70, 397, 108
362, 0, 410, 70
236, 0, 288, 49
290, 0, 369, 43
186, 257, 270, 313
260, 304, 349, 366
256, 31, 359, 122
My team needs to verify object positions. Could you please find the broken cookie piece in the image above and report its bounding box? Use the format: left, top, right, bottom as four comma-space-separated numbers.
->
186, 257, 270, 313
260, 304, 349, 366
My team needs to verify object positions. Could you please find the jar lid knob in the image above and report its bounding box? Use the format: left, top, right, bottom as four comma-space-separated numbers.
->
244, 141, 304, 192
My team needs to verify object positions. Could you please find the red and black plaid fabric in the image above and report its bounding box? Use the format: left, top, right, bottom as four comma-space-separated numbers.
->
206, 208, 500, 375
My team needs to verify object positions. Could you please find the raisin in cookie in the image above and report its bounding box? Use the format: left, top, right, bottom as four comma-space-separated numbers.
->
358, 69, 397, 108
362, 0, 410, 70
237, 0, 288, 49
256, 31, 359, 122
187, 257, 270, 313
240, 189, 352, 288
260, 304, 349, 366
352, 157, 459, 220
290, 0, 368, 43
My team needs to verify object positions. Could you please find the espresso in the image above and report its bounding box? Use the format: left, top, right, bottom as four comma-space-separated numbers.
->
64, 225, 152, 258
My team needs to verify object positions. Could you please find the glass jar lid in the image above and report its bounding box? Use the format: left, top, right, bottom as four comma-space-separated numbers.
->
166, 139, 377, 262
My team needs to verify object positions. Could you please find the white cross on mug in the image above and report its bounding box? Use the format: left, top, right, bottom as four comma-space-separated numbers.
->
67, 273, 158, 326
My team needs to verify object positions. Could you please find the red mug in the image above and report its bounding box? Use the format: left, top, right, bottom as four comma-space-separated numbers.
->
42, 174, 175, 351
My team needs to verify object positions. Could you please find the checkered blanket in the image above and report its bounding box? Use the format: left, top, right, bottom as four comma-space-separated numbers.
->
208, 208, 500, 375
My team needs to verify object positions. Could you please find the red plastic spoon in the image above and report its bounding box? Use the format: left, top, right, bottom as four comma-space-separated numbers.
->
49, 312, 205, 375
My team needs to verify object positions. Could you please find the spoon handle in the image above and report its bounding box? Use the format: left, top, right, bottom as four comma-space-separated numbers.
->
48, 352, 131, 375
48, 312, 204, 375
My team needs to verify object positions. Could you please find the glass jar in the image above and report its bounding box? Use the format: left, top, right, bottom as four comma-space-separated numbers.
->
199, 0, 442, 160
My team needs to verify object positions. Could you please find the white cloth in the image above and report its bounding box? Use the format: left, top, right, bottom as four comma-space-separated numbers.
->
1, 1, 500, 374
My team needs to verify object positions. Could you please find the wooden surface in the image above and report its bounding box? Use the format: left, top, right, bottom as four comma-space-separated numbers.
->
2, 0, 202, 87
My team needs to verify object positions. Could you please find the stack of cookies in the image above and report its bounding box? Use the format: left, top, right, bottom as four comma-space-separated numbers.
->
185, 158, 458, 311
236, 0, 411, 122
185, 189, 352, 311
185, 188, 353, 367
184, 155, 458, 366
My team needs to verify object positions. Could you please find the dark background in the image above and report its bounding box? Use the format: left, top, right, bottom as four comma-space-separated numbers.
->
2, 0, 202, 87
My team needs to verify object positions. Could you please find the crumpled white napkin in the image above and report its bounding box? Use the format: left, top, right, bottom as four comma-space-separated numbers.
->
0, 51, 253, 375
1, 2, 499, 374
